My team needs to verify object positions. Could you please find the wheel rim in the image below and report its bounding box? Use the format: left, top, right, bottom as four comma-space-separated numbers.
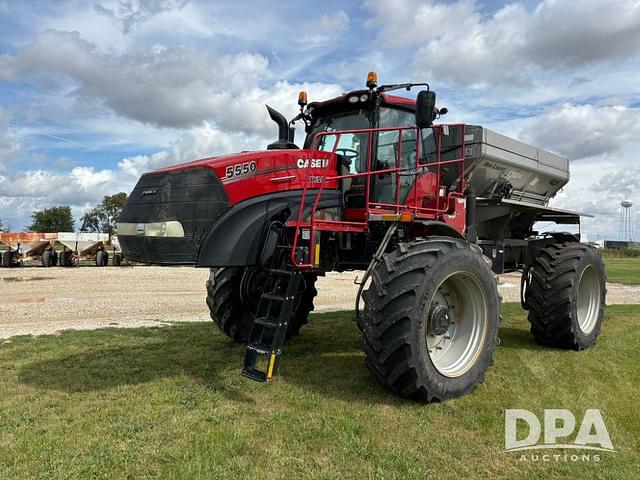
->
425, 272, 488, 378
576, 264, 601, 334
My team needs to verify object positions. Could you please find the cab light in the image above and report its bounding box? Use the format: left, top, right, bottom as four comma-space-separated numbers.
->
298, 91, 308, 106
366, 71, 378, 89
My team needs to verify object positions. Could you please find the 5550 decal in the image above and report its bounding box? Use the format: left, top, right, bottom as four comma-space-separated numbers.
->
226, 161, 257, 179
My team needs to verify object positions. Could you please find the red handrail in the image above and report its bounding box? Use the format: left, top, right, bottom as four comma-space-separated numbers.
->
290, 124, 466, 268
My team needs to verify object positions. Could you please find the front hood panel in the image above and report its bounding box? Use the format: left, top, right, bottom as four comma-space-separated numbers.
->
152, 149, 337, 205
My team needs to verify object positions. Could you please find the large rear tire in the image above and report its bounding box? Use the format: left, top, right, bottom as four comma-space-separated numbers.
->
525, 242, 606, 349
206, 267, 317, 344
360, 237, 500, 402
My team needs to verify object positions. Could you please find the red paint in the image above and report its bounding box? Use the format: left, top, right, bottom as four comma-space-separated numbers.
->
150, 149, 338, 205
443, 195, 467, 233
404, 172, 438, 209
381, 93, 416, 108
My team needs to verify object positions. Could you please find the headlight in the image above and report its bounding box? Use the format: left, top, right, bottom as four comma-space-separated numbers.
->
117, 221, 185, 238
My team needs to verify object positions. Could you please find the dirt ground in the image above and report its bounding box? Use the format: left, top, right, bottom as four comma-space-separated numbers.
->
1, 265, 638, 339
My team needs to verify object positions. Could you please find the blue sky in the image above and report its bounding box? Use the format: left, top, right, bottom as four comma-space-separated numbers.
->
1, 0, 640, 240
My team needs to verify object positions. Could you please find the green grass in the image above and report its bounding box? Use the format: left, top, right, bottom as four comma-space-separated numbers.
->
604, 257, 640, 284
601, 248, 640, 259
1, 305, 639, 479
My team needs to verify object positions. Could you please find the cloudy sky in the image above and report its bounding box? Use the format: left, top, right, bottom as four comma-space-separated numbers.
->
0, 0, 639, 240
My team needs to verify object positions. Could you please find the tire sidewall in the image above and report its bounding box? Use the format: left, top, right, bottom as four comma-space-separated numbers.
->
570, 248, 606, 346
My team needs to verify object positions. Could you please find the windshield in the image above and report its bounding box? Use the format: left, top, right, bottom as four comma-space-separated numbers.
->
304, 106, 417, 177
304, 108, 371, 149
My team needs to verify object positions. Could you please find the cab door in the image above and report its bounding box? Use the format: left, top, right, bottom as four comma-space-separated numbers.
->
370, 108, 418, 209
315, 131, 370, 221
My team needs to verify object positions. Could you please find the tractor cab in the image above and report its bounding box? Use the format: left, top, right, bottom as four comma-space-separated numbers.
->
288, 74, 467, 267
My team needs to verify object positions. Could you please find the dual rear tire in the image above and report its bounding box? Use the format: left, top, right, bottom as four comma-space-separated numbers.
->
525, 242, 606, 349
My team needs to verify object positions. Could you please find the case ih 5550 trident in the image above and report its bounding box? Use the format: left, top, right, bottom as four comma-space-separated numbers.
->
118, 73, 606, 402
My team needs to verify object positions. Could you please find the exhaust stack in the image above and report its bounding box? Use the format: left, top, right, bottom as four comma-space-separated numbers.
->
266, 105, 297, 150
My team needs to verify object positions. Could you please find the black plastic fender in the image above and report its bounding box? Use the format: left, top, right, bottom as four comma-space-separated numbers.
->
196, 189, 342, 267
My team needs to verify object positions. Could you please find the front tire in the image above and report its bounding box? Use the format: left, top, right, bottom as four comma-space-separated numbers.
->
206, 267, 317, 344
360, 237, 500, 402
525, 242, 606, 349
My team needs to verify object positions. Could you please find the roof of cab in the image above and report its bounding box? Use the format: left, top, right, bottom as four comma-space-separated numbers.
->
308, 90, 416, 112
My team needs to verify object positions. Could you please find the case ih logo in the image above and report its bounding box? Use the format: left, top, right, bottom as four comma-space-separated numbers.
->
504, 409, 615, 462
297, 158, 329, 169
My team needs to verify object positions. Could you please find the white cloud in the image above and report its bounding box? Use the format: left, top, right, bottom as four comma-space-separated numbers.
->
0, 31, 271, 129
550, 160, 640, 241
365, 0, 640, 87
0, 30, 342, 137
519, 103, 640, 159
116, 122, 238, 178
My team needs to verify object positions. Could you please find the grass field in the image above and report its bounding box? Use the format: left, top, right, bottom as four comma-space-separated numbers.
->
604, 257, 640, 284
1, 305, 639, 479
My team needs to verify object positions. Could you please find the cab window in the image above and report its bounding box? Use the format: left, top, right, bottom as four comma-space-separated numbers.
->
372, 107, 418, 204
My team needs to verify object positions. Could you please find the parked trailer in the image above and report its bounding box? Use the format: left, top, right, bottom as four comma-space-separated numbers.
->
0, 233, 49, 267
0, 232, 116, 267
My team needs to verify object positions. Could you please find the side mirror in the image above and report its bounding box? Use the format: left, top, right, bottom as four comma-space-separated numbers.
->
416, 90, 436, 128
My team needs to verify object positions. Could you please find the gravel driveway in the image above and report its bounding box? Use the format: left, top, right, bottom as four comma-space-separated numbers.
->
1, 266, 638, 339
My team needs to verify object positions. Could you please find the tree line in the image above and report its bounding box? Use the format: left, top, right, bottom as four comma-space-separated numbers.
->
0, 193, 128, 234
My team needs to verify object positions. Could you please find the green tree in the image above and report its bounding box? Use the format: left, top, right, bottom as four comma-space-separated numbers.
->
28, 206, 75, 232
81, 193, 128, 235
